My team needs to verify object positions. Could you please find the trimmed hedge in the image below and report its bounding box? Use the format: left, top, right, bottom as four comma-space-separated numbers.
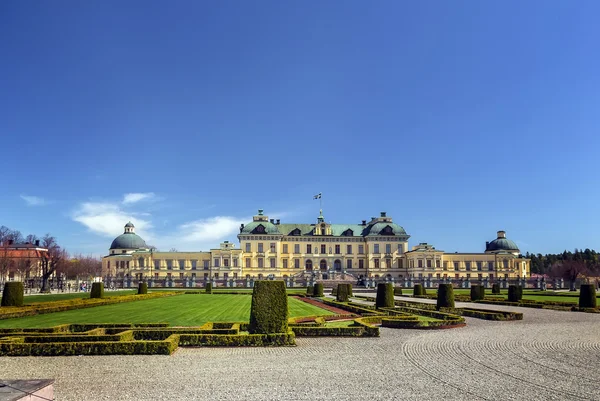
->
321, 299, 381, 316
249, 280, 289, 335
331, 286, 337, 296
1, 282, 24, 307
376, 283, 394, 308
579, 284, 597, 308
492, 283, 501, 294
138, 282, 148, 295
205, 282, 213, 294
336, 284, 349, 302
460, 308, 523, 321
90, 282, 104, 299
178, 332, 295, 346
393, 287, 403, 296
346, 284, 353, 297
437, 284, 455, 309
413, 284, 425, 296
470, 285, 485, 301
313, 283, 324, 297
508, 285, 522, 302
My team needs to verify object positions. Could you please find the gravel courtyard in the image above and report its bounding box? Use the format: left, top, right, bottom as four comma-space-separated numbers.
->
0, 303, 599, 400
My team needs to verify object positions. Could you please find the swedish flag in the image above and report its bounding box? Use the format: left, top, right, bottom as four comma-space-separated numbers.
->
313, 193, 322, 199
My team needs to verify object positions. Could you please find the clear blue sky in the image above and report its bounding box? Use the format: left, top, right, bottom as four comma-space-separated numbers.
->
1, 1, 599, 256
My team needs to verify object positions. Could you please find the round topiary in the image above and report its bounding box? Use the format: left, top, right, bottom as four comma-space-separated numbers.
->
138, 282, 148, 295
508, 285, 522, 303
579, 284, 597, 308
437, 284, 455, 310
413, 284, 424, 296
1, 282, 24, 307
336, 284, 349, 302
90, 282, 104, 299
393, 287, 403, 296
313, 283, 324, 297
376, 283, 394, 308
307, 285, 314, 296
492, 283, 501, 294
205, 282, 213, 294
249, 280, 289, 334
470, 285, 485, 301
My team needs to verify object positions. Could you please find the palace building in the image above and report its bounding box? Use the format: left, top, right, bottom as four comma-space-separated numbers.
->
102, 209, 530, 282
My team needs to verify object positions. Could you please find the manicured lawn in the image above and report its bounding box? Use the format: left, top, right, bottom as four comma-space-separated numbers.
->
0, 294, 333, 328
23, 290, 136, 304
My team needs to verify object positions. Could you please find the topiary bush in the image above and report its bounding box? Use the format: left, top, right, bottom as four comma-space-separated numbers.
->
346, 284, 353, 297
375, 283, 394, 308
437, 284, 455, 310
508, 285, 522, 302
307, 285, 314, 296
492, 283, 500, 294
313, 283, 324, 297
470, 285, 485, 301
393, 287, 403, 296
138, 282, 148, 295
336, 284, 349, 302
90, 283, 104, 299
249, 280, 289, 334
205, 282, 212, 294
1, 282, 24, 307
579, 284, 597, 308
413, 284, 425, 296
331, 286, 337, 296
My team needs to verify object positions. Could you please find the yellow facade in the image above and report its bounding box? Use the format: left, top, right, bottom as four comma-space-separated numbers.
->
102, 212, 530, 282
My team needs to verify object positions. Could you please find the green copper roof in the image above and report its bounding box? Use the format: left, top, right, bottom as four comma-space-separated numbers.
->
240, 221, 281, 235
110, 233, 147, 250
486, 238, 519, 252
366, 222, 407, 236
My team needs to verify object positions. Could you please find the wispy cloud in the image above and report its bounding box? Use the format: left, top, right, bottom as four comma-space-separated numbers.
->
123, 192, 155, 204
20, 195, 46, 206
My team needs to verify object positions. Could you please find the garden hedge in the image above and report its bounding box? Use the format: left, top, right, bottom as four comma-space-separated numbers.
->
138, 282, 148, 295
393, 287, 403, 296
413, 284, 425, 296
205, 282, 213, 294
376, 283, 394, 308
331, 286, 337, 296
313, 283, 324, 297
437, 284, 455, 309
579, 284, 597, 308
178, 332, 295, 346
492, 283, 501, 294
508, 285, 522, 302
90, 283, 104, 299
470, 285, 485, 301
249, 280, 289, 334
336, 284, 349, 302
1, 282, 24, 307
307, 286, 314, 296
346, 284, 353, 297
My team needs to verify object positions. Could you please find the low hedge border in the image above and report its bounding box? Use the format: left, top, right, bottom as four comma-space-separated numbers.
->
178, 332, 295, 346
321, 299, 386, 316
475, 299, 599, 312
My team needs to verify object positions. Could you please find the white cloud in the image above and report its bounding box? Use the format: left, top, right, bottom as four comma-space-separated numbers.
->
72, 202, 152, 238
123, 192, 155, 204
20, 195, 46, 206
178, 216, 246, 243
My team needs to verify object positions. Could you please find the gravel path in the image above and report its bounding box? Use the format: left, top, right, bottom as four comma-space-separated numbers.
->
1, 302, 599, 400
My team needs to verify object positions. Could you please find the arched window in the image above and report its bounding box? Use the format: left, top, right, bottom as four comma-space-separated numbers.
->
380, 225, 394, 235
305, 260, 313, 270
255, 225, 265, 234
138, 257, 145, 268
320, 260, 327, 271
334, 259, 342, 271
343, 229, 354, 236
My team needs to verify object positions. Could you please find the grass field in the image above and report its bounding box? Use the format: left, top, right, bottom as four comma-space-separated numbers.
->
0, 294, 333, 328
405, 288, 594, 303
23, 290, 137, 304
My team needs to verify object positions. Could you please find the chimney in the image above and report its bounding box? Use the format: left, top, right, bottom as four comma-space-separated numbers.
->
276, 219, 280, 225
270, 219, 274, 224
362, 220, 366, 225
380, 212, 386, 217
35, 240, 40, 246
8, 240, 13, 245
497, 230, 506, 238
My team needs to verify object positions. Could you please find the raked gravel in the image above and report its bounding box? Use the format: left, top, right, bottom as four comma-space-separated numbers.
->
0, 298, 599, 400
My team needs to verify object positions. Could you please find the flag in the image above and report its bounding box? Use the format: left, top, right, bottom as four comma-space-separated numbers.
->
313, 193, 322, 199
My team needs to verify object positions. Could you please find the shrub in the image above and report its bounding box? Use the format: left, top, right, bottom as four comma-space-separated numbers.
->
508, 285, 522, 302
205, 282, 213, 294
249, 280, 289, 334
331, 286, 337, 296
90, 283, 104, 299
313, 283, 324, 297
1, 282, 24, 307
346, 284, 353, 297
579, 284, 597, 308
492, 283, 500, 294
470, 285, 485, 301
138, 282, 148, 295
336, 284, 349, 302
413, 284, 425, 296
437, 284, 455, 309
393, 287, 403, 296
306, 286, 314, 296
375, 283, 394, 308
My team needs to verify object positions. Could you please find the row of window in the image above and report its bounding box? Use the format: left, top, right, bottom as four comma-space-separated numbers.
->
408, 260, 513, 270
245, 243, 402, 254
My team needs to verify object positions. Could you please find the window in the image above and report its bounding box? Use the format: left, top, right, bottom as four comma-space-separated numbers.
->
191, 260, 197, 270
294, 244, 300, 254
359, 259, 364, 269
385, 244, 391, 254
398, 244, 403, 253
256, 225, 265, 233
233, 258, 238, 267
385, 259, 391, 269
488, 261, 494, 271
347, 245, 352, 254
283, 244, 288, 253
270, 258, 275, 268
179, 273, 184, 279
224, 259, 229, 267
167, 273, 172, 279
258, 258, 264, 268
335, 245, 340, 254
203, 260, 209, 270
453, 262, 459, 271
418, 259, 423, 268
258, 243, 264, 253
191, 273, 196, 279
245, 243, 251, 252
503, 260, 509, 269
179, 260, 185, 270
245, 258, 251, 268
476, 262, 482, 271
107, 261, 110, 270
426, 259, 431, 268
294, 259, 300, 268
346, 260, 352, 269
307, 244, 312, 254
138, 258, 145, 268
465, 262, 471, 271
214, 258, 220, 267
466, 273, 471, 279
399, 259, 404, 268
436, 260, 441, 268
443, 261, 448, 270
233, 273, 238, 279
320, 244, 326, 254
214, 273, 219, 279
270, 243, 276, 252
374, 259, 380, 269
358, 245, 364, 254
166, 260, 173, 270
374, 244, 380, 253
223, 273, 228, 279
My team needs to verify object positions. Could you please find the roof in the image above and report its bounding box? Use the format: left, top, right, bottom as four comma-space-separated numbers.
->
239, 221, 281, 235
110, 233, 147, 250
486, 238, 519, 252
366, 222, 407, 236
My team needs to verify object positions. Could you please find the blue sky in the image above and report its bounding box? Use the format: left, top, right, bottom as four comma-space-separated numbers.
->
1, 1, 599, 256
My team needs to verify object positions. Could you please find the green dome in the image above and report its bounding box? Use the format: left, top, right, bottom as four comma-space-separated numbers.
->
240, 221, 281, 235
124, 221, 134, 228
367, 222, 407, 236
486, 238, 519, 252
110, 233, 147, 250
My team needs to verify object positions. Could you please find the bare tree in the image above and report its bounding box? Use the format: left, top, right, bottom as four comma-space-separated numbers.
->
549, 260, 593, 291
24, 234, 39, 244
40, 234, 67, 292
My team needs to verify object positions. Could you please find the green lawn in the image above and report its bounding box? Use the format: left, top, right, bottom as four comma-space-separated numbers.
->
23, 290, 137, 304
0, 294, 333, 328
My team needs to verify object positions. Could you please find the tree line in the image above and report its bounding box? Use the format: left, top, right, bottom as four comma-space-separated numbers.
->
524, 248, 599, 281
